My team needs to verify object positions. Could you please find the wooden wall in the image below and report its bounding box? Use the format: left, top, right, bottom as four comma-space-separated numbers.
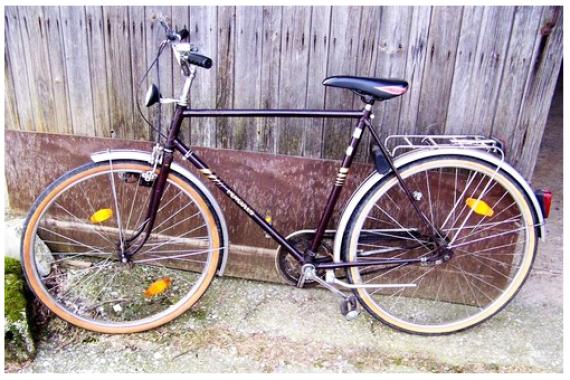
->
4, 6, 563, 178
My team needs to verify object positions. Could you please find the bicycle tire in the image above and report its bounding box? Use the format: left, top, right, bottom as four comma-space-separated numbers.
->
21, 160, 222, 333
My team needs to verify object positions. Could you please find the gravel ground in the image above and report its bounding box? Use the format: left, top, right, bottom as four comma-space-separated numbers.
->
6, 80, 563, 374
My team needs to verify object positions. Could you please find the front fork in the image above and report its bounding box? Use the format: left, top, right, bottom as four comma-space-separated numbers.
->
120, 106, 185, 260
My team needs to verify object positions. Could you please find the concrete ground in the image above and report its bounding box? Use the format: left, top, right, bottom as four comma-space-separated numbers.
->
6, 80, 563, 373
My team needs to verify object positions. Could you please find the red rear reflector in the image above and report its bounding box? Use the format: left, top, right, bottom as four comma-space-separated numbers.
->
535, 190, 553, 218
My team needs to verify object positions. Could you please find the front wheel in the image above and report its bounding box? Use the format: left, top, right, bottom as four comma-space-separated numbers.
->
21, 160, 222, 333
343, 155, 538, 334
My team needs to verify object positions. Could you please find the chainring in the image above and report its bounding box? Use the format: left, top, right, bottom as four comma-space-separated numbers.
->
274, 231, 333, 287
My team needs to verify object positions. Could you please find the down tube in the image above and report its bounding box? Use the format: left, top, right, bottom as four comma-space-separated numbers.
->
173, 139, 305, 263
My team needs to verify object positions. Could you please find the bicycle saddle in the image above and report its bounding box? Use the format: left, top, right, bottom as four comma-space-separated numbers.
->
322, 76, 408, 101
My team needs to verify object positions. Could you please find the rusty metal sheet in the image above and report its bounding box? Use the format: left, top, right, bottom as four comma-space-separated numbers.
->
5, 130, 374, 250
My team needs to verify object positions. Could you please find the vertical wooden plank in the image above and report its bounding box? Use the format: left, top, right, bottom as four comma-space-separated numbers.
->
467, 7, 515, 136
85, 6, 111, 138
171, 6, 191, 143
129, 6, 151, 141
443, 6, 484, 134
276, 6, 311, 156
103, 7, 136, 139
257, 6, 282, 153
446, 6, 515, 135
4, 50, 20, 130
215, 6, 235, 149
322, 6, 362, 159
416, 6, 463, 135
5, 7, 34, 131
144, 5, 173, 141
60, 6, 96, 136
351, 6, 382, 162
398, 6, 432, 136
491, 6, 543, 149
42, 6, 72, 134
17, 6, 56, 133
373, 7, 413, 141
189, 6, 218, 148
512, 6, 563, 178
233, 6, 263, 152
303, 6, 332, 158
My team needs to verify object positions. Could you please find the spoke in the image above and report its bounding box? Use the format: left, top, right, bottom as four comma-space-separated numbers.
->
133, 247, 219, 264
449, 263, 505, 296
55, 258, 113, 299
373, 204, 431, 250
138, 224, 207, 257
125, 176, 142, 232
454, 242, 523, 256
441, 216, 521, 233
425, 169, 435, 227
440, 170, 479, 232
450, 263, 485, 309
131, 182, 155, 238
108, 165, 125, 249
68, 258, 114, 305
454, 271, 471, 318
449, 226, 529, 249
466, 254, 515, 281
38, 226, 110, 256
154, 210, 201, 236
151, 202, 196, 234
360, 227, 429, 244
155, 188, 184, 217
53, 202, 115, 247
456, 204, 519, 242
448, 167, 501, 245
51, 250, 113, 264
455, 248, 523, 268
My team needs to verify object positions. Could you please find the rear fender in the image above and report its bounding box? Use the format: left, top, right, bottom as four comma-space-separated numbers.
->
333, 148, 546, 263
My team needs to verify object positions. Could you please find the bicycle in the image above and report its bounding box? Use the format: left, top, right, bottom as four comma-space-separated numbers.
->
20, 18, 552, 335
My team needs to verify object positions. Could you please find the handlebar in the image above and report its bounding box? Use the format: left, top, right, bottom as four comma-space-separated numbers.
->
152, 15, 213, 70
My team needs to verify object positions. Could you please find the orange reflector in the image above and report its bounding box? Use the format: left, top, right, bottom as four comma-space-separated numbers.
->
466, 198, 494, 217
144, 277, 172, 298
89, 208, 113, 223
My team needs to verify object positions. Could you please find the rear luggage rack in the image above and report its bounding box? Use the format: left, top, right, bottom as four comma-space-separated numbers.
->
385, 135, 505, 160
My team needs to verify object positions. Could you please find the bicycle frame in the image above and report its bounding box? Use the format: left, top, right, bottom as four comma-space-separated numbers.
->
123, 40, 443, 270
124, 100, 441, 271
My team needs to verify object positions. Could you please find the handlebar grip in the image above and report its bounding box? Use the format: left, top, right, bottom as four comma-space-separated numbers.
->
187, 53, 213, 69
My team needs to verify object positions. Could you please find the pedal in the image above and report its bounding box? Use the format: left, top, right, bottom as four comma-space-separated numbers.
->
340, 295, 360, 321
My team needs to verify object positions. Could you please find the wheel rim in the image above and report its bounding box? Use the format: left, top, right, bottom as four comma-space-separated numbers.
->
22, 162, 220, 332
348, 159, 536, 333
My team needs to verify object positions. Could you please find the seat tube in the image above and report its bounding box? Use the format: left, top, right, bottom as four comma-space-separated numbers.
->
308, 104, 373, 256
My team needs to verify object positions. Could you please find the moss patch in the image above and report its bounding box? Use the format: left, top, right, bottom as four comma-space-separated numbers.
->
5, 257, 36, 363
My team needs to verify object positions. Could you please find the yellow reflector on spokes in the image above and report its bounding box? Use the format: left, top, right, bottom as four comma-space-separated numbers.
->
89, 208, 113, 223
465, 198, 494, 217
144, 277, 172, 298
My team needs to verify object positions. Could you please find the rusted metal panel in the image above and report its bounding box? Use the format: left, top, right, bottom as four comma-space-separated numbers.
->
5, 130, 374, 251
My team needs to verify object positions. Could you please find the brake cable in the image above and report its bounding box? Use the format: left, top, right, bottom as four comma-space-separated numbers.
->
135, 40, 170, 142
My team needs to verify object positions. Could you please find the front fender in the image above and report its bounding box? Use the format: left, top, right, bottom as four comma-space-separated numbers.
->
90, 149, 230, 276
333, 148, 546, 263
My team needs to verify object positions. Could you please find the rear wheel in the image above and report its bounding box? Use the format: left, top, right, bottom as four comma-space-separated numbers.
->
21, 160, 221, 333
343, 156, 538, 334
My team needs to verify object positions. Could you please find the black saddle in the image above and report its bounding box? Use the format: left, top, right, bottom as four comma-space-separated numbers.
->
322, 76, 408, 101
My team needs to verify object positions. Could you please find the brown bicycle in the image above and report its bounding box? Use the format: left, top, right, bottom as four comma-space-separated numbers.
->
20, 18, 551, 335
